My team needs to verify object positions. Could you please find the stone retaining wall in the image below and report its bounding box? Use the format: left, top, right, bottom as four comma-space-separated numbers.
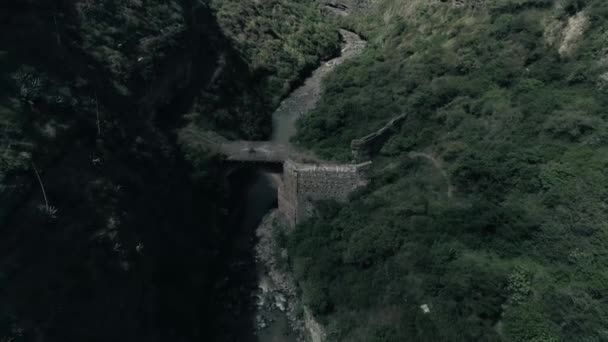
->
278, 159, 371, 228
351, 113, 407, 162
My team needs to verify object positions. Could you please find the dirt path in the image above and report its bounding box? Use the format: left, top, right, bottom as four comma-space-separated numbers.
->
408, 151, 455, 198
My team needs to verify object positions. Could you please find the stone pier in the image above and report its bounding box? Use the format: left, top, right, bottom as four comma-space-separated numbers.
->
277, 159, 371, 228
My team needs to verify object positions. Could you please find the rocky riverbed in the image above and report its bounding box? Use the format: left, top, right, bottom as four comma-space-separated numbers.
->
252, 210, 305, 340
250, 28, 366, 341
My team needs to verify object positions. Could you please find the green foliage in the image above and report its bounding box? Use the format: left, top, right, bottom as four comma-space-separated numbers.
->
76, 0, 186, 85
543, 109, 604, 141
503, 303, 559, 342
210, 0, 340, 106
506, 267, 533, 305
171, 0, 342, 140
0, 104, 31, 177
289, 0, 608, 341
1, 1, 338, 339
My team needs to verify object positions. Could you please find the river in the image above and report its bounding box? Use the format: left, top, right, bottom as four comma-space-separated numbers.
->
217, 29, 365, 341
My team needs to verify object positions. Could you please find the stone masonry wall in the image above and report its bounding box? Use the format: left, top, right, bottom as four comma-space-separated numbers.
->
278, 160, 299, 228
351, 113, 407, 162
278, 159, 371, 228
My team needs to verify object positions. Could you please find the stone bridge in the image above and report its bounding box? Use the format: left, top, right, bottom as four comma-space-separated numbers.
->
218, 140, 291, 163
194, 113, 406, 227
278, 160, 371, 228
192, 131, 370, 226
192, 130, 317, 164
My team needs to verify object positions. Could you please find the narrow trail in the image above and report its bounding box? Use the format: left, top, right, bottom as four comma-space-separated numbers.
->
408, 151, 455, 198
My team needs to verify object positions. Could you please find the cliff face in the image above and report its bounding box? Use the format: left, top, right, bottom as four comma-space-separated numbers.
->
0, 1, 264, 341
291, 1, 608, 341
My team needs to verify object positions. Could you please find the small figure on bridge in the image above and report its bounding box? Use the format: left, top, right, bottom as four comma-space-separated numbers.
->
248, 147, 256, 154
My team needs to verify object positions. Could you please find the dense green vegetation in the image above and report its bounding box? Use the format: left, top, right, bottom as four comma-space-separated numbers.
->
185, 0, 340, 139
0, 0, 335, 340
0, 2, 232, 340
7, 0, 608, 340
210, 0, 340, 104
291, 0, 608, 340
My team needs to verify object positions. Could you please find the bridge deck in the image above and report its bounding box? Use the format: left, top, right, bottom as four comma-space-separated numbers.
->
185, 129, 322, 164
219, 141, 291, 163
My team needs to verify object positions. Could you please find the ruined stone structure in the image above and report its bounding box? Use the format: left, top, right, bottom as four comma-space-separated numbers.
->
351, 113, 407, 162
195, 130, 374, 227
278, 159, 371, 228
191, 112, 409, 227
195, 112, 411, 227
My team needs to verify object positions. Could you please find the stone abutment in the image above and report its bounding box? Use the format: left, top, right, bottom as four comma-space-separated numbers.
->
277, 159, 371, 228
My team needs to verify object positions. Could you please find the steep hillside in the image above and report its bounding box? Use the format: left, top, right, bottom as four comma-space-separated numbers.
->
291, 0, 608, 341
0, 0, 336, 340
0, 1, 240, 340
210, 0, 341, 106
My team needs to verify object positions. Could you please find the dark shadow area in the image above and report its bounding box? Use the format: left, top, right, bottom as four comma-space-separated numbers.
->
211, 168, 279, 341
0, 1, 272, 341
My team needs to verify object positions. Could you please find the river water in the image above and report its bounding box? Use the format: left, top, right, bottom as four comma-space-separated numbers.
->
220, 29, 365, 341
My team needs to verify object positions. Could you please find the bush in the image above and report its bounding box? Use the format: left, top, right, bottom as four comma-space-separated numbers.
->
289, 0, 608, 340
